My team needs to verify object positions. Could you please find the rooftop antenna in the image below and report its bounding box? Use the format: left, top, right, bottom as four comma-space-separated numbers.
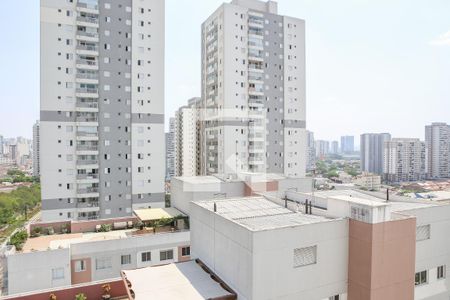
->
214, 202, 217, 212
386, 188, 389, 202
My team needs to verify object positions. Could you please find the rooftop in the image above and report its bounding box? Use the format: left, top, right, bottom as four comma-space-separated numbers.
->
133, 207, 185, 222
193, 196, 332, 231
122, 260, 236, 300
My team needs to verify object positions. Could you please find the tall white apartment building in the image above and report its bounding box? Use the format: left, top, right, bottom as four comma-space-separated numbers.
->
40, 0, 165, 221
201, 0, 306, 177
360, 133, 391, 175
175, 98, 202, 177
425, 122, 450, 179
165, 117, 176, 180
384, 138, 426, 183
315, 140, 329, 158
33, 121, 41, 177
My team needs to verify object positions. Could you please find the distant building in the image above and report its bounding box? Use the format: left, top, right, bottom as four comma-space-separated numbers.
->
353, 173, 381, 191
165, 118, 176, 180
306, 131, 315, 171
0, 135, 3, 155
340, 136, 354, 153
33, 121, 40, 177
175, 98, 202, 177
315, 140, 329, 158
425, 122, 450, 179
360, 133, 391, 175
201, 0, 306, 176
383, 138, 426, 183
330, 141, 339, 154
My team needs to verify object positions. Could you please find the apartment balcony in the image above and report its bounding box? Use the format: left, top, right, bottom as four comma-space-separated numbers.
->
76, 100, 98, 112
76, 44, 99, 56
76, 159, 98, 166
76, 58, 99, 70
248, 39, 264, 49
76, 87, 98, 98
76, 145, 98, 155
248, 88, 264, 96
77, 1, 99, 13
248, 64, 264, 73
76, 16, 99, 28
248, 158, 265, 165
76, 173, 99, 184
76, 201, 100, 210
76, 30, 99, 43
76, 131, 98, 141
248, 18, 264, 29
77, 187, 99, 198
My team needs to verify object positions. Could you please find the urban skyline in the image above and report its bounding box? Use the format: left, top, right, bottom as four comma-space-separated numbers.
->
1, 0, 449, 140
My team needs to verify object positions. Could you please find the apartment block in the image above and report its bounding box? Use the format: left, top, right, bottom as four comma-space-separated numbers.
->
425, 122, 450, 179
40, 0, 165, 221
315, 140, 329, 158
189, 190, 450, 300
340, 135, 354, 153
201, 0, 306, 177
165, 117, 175, 180
331, 140, 339, 154
360, 133, 391, 175
174, 98, 202, 177
384, 138, 426, 183
5, 210, 190, 295
32, 121, 41, 177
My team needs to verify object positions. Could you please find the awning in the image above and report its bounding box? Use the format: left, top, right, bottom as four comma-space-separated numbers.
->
133, 207, 185, 222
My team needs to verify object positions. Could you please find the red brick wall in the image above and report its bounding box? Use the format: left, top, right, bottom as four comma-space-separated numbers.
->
71, 216, 138, 233
3, 280, 126, 300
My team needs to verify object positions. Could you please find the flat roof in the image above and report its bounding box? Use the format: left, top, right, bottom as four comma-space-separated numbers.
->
122, 260, 235, 300
134, 207, 185, 222
329, 195, 389, 207
193, 197, 332, 231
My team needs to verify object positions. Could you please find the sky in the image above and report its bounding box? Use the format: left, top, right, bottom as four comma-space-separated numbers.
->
0, 0, 449, 145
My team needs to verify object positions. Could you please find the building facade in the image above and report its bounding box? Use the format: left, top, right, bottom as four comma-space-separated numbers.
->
174, 98, 202, 177
383, 138, 426, 183
360, 133, 391, 175
425, 122, 450, 179
340, 135, 354, 153
33, 121, 41, 177
165, 117, 175, 180
201, 0, 306, 177
315, 140, 329, 159
331, 140, 339, 154
306, 130, 315, 172
40, 0, 165, 221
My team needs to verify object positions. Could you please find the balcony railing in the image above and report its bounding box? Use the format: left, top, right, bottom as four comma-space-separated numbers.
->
76, 101, 98, 109
76, 59, 98, 67
76, 16, 99, 25
77, 187, 99, 194
76, 72, 99, 80
76, 116, 98, 123
77, 30, 98, 38
76, 44, 98, 52
76, 145, 98, 151
76, 88, 98, 94
77, 201, 99, 208
76, 131, 98, 138
76, 159, 98, 165
77, 2, 99, 11
76, 174, 99, 180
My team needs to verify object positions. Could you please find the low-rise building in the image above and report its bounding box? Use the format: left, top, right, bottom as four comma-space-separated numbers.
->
4, 210, 190, 296
353, 172, 382, 191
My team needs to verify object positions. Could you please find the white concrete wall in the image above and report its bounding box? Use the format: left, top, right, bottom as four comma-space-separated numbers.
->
251, 220, 348, 300
7, 248, 71, 295
402, 205, 450, 300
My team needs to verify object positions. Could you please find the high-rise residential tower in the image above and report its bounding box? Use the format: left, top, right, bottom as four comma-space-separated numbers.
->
165, 117, 176, 180
315, 140, 329, 159
175, 98, 202, 177
40, 0, 165, 221
201, 0, 306, 177
330, 140, 339, 154
383, 138, 426, 183
340, 135, 354, 153
360, 133, 391, 175
33, 121, 41, 177
425, 122, 450, 179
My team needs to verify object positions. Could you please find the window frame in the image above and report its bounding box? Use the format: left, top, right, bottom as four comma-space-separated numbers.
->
141, 251, 151, 262
121, 254, 131, 265
415, 270, 428, 286
437, 265, 446, 280
160, 249, 174, 261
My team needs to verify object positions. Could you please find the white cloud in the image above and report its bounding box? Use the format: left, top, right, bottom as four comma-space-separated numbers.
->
430, 31, 450, 46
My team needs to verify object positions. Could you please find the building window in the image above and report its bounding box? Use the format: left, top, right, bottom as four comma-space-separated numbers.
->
437, 265, 445, 280
329, 296, 339, 300
415, 270, 428, 286
181, 246, 190, 257
141, 251, 151, 262
350, 205, 371, 223
96, 257, 112, 270
293, 246, 317, 268
160, 250, 174, 261
416, 225, 430, 241
121, 254, 131, 265
52, 268, 64, 280
75, 260, 86, 272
